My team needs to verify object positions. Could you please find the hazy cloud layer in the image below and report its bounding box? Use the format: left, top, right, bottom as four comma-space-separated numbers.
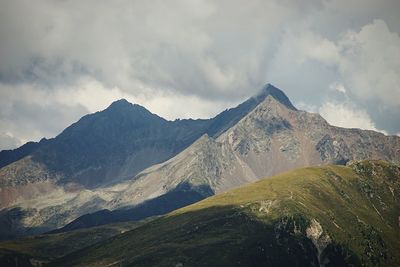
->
0, 0, 399, 149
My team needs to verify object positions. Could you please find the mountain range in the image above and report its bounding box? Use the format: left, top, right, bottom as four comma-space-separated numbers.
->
0, 84, 399, 240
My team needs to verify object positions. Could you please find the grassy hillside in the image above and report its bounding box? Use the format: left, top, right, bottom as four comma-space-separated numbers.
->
47, 160, 400, 267
0, 219, 154, 266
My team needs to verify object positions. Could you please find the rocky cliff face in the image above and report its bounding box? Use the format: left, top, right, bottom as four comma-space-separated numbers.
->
1, 84, 400, 239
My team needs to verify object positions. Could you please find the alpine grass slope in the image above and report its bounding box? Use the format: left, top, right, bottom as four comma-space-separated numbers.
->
43, 160, 400, 267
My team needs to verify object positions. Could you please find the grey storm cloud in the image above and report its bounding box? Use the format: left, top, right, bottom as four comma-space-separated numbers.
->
0, 0, 399, 149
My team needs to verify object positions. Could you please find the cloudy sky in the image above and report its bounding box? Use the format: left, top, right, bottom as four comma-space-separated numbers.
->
0, 0, 399, 150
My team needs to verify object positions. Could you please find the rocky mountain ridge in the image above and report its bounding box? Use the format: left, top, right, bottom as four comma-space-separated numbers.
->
1, 84, 399, 239
1, 85, 292, 189
93, 95, 398, 209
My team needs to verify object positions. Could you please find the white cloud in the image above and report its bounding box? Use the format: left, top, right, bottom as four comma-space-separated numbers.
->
0, 0, 311, 100
0, 132, 22, 150
282, 19, 400, 107
329, 82, 346, 94
51, 77, 240, 120
271, 19, 400, 109
52, 77, 137, 113
337, 19, 400, 107
0, 82, 88, 145
300, 33, 340, 65
0, 77, 241, 147
269, 18, 400, 134
319, 101, 386, 134
1, 1, 400, 149
137, 92, 240, 120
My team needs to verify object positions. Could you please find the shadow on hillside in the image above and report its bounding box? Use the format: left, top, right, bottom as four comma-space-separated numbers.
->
50, 205, 361, 267
50, 182, 213, 233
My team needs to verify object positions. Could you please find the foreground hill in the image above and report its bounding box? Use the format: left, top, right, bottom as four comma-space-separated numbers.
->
0, 219, 154, 266
49, 160, 400, 267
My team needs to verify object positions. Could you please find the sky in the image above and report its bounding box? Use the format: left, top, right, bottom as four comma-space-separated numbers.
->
0, 0, 399, 150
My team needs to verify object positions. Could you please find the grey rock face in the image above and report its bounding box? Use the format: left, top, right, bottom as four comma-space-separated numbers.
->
316, 135, 352, 164
125, 95, 400, 198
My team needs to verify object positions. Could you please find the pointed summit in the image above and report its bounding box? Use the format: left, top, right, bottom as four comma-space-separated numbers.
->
112, 98, 130, 104
205, 84, 295, 137
255, 84, 297, 110
105, 99, 156, 118
107, 98, 133, 110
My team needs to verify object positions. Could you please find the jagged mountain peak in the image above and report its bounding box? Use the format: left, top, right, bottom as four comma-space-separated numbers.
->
205, 84, 295, 138
254, 84, 297, 111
